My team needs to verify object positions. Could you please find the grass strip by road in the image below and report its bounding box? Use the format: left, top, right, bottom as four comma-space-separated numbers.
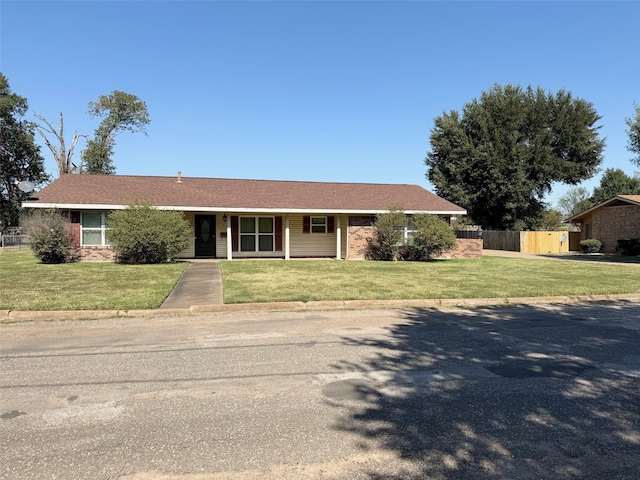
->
221, 257, 640, 304
0, 251, 189, 311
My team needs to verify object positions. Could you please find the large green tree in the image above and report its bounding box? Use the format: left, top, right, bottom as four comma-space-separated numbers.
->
627, 104, 640, 167
81, 90, 150, 174
426, 84, 604, 230
591, 168, 640, 204
0, 73, 49, 228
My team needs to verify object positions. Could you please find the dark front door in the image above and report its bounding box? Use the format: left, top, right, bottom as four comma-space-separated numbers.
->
195, 215, 216, 257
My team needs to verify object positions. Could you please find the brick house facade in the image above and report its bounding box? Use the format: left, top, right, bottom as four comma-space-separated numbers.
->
565, 195, 640, 253
24, 174, 480, 261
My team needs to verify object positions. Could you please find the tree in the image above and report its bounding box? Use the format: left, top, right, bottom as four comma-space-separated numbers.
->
591, 168, 640, 204
557, 186, 593, 216
0, 73, 49, 229
34, 112, 81, 175
539, 209, 564, 231
426, 84, 604, 230
81, 91, 150, 174
107, 201, 191, 264
626, 104, 640, 167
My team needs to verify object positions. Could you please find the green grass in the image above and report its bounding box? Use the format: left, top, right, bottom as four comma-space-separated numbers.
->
541, 254, 640, 264
220, 257, 640, 304
2, 251, 638, 311
0, 251, 189, 311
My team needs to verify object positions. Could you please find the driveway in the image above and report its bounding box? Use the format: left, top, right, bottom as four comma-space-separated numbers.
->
1, 302, 639, 479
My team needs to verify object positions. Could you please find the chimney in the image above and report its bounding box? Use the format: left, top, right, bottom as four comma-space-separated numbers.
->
176, 170, 182, 183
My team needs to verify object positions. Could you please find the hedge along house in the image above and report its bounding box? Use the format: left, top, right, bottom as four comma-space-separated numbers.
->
564, 195, 640, 253
22, 173, 474, 261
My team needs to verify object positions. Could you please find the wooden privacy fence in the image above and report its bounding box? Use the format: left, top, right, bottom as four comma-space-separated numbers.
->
483, 230, 570, 254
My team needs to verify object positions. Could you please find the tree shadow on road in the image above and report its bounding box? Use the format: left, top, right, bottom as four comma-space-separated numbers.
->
328, 302, 640, 479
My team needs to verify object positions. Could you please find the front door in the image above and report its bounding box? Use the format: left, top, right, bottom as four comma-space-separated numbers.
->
195, 215, 216, 257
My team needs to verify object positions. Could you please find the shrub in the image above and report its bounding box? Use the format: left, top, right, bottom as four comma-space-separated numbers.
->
365, 210, 457, 262
107, 201, 192, 264
21, 209, 74, 263
402, 214, 457, 261
580, 238, 602, 253
365, 209, 406, 261
617, 238, 640, 256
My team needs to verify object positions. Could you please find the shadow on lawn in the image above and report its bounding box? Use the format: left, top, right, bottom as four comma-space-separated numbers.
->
538, 253, 640, 264
328, 302, 640, 479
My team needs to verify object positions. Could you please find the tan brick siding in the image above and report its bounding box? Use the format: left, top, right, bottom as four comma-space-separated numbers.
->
71, 246, 116, 262
347, 225, 375, 259
590, 205, 640, 253
447, 239, 483, 259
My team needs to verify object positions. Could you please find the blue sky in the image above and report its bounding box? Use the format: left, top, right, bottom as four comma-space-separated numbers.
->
2, 1, 639, 208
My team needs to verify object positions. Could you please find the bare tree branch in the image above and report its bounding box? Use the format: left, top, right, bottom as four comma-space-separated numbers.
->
34, 112, 82, 175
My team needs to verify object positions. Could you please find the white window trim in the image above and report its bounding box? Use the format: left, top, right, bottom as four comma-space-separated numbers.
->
310, 216, 327, 234
404, 221, 416, 243
239, 216, 275, 252
81, 212, 110, 246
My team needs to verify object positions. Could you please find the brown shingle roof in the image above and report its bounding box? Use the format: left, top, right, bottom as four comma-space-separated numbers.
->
565, 194, 640, 222
618, 195, 640, 204
25, 174, 466, 214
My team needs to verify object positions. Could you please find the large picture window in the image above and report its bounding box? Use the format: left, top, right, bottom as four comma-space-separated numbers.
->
81, 212, 109, 246
240, 216, 274, 252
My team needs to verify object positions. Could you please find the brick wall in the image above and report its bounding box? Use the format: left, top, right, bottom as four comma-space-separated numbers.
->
347, 216, 376, 260
591, 205, 640, 253
346, 222, 483, 260
447, 238, 483, 259
347, 225, 375, 259
70, 246, 116, 262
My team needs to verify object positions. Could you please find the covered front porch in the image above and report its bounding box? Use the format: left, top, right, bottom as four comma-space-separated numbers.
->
181, 212, 348, 260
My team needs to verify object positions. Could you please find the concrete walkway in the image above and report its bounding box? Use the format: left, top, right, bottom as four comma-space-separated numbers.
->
160, 261, 223, 309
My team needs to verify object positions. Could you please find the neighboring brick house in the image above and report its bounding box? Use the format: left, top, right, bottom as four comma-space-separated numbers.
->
565, 195, 640, 253
23, 173, 480, 261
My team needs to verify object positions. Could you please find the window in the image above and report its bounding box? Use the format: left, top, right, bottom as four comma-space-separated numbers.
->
240, 216, 274, 252
311, 216, 327, 234
303, 215, 334, 234
404, 220, 416, 243
81, 212, 109, 246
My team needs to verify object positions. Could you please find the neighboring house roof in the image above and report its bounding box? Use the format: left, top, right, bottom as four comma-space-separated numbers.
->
565, 195, 640, 223
24, 174, 466, 215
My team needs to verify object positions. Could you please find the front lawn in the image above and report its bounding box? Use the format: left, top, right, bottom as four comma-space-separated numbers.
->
220, 257, 640, 304
0, 251, 189, 311
2, 252, 638, 311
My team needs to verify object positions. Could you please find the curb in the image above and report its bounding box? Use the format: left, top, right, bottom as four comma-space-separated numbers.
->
2, 294, 639, 323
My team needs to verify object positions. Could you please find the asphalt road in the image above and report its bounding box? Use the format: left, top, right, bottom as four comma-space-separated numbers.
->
1, 302, 639, 479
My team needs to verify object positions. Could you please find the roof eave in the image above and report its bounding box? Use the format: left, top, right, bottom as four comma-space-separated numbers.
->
564, 195, 640, 223
23, 202, 466, 216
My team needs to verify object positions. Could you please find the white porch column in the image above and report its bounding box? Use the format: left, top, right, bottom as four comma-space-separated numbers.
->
226, 216, 232, 260
285, 215, 290, 260
336, 215, 341, 260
